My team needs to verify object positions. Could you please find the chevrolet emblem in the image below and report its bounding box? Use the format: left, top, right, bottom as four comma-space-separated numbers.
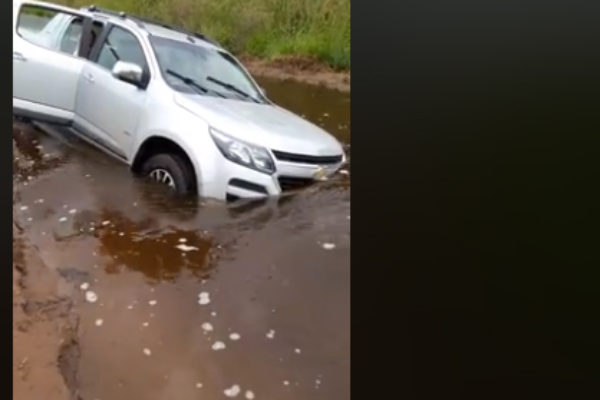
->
313, 167, 327, 180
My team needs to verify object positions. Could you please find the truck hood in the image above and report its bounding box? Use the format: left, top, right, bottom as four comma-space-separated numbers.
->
174, 93, 344, 156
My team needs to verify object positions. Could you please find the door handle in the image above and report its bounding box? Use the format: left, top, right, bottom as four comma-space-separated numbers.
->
13, 52, 26, 62
84, 73, 95, 83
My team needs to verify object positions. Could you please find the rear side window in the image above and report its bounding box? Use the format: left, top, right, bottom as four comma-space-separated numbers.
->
16, 5, 83, 56
96, 26, 148, 71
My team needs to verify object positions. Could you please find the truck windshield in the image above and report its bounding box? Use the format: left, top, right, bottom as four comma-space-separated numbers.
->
150, 36, 264, 103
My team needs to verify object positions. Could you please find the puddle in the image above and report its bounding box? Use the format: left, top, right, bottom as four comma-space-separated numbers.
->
14, 80, 350, 400
257, 76, 351, 145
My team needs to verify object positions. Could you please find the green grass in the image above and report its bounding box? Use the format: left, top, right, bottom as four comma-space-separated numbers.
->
60, 0, 350, 70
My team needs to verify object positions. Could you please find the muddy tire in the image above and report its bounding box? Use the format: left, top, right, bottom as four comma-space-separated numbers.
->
141, 153, 195, 195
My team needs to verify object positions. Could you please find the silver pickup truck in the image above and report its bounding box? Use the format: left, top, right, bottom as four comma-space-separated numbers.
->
13, 0, 346, 201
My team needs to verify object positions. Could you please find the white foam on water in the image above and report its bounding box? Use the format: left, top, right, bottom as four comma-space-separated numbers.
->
176, 244, 199, 252
198, 292, 211, 305
212, 341, 226, 351
85, 291, 98, 303
224, 384, 240, 398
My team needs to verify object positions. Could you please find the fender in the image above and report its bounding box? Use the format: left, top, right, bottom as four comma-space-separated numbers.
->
131, 130, 206, 193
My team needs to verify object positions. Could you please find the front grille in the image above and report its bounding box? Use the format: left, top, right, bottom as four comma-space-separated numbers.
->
272, 150, 343, 165
278, 176, 315, 192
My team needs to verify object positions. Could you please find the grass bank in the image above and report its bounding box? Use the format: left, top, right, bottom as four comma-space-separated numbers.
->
61, 0, 350, 70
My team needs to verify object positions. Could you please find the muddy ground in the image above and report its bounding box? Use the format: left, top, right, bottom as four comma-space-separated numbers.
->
244, 57, 350, 93
13, 79, 350, 399
13, 143, 78, 399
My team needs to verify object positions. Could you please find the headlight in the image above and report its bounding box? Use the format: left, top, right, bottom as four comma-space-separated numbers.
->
210, 128, 276, 174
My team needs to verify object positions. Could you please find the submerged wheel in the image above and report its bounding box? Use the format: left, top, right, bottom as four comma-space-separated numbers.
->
141, 153, 196, 195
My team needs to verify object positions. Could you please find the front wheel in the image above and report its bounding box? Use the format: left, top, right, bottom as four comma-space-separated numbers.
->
141, 153, 196, 195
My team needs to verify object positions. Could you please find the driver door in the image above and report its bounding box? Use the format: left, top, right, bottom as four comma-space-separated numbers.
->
13, 2, 92, 123
74, 24, 150, 161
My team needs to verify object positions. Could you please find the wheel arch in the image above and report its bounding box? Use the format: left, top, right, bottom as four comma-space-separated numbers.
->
131, 135, 199, 194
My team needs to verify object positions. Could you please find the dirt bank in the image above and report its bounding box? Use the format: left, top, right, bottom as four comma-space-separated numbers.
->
13, 141, 79, 400
13, 226, 79, 400
243, 56, 350, 93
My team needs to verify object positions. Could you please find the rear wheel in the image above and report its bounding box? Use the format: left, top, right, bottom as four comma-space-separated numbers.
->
141, 153, 196, 195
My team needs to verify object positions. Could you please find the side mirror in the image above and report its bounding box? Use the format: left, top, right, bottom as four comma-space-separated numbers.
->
112, 61, 145, 88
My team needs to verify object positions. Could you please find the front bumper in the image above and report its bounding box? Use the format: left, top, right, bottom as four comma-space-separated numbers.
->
200, 151, 344, 201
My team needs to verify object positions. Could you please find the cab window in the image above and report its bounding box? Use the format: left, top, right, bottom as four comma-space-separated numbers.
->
96, 26, 148, 71
17, 5, 84, 56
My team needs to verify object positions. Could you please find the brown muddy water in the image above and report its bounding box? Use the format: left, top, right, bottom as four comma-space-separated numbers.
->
13, 80, 350, 399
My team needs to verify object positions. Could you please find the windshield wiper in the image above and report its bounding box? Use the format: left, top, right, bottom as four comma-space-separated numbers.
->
206, 76, 261, 103
105, 39, 120, 61
165, 69, 225, 98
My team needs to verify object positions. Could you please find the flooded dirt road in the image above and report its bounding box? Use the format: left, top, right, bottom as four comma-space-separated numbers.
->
13, 80, 350, 400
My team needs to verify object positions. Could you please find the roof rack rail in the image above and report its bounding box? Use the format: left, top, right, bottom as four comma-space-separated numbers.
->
85, 5, 144, 27
84, 5, 220, 46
